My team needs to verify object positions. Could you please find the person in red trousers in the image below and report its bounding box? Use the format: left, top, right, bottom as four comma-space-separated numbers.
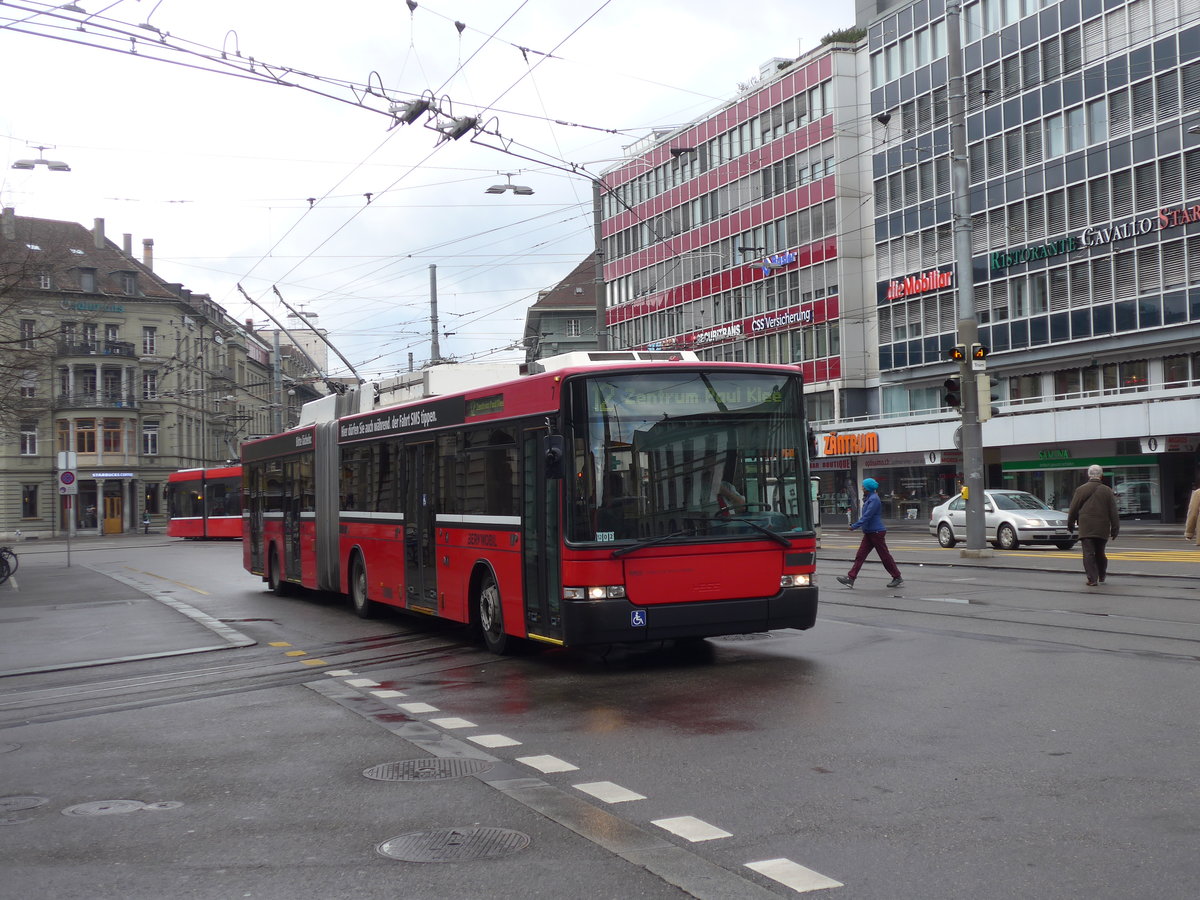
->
837, 477, 903, 589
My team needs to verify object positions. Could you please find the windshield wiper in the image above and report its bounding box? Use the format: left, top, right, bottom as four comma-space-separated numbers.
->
611, 515, 791, 558
611, 528, 693, 559
710, 515, 792, 547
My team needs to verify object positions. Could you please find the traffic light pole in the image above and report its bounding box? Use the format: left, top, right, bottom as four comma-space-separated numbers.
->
947, 0, 990, 556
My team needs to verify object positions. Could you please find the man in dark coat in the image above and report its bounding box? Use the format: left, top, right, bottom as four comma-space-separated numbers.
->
1066, 464, 1120, 586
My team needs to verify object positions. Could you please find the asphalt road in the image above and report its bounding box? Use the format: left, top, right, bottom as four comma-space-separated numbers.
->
1, 533, 1197, 899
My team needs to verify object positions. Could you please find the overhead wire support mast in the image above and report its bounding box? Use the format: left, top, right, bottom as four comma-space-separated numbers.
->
946, 0, 990, 557
235, 284, 346, 395
271, 286, 365, 385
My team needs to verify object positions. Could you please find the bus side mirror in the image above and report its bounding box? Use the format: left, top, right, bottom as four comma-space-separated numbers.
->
544, 434, 565, 479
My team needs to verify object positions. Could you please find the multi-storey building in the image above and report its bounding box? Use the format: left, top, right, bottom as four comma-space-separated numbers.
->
0, 209, 279, 538
599, 40, 877, 428
523, 258, 601, 365
845, 0, 1200, 523
595, 1, 1199, 525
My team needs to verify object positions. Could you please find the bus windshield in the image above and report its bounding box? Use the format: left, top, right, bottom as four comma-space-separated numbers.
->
566, 370, 811, 544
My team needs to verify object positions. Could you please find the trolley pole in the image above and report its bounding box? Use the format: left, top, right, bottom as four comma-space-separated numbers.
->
946, 0, 990, 556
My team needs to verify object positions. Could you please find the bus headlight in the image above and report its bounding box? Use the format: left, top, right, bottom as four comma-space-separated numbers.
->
780, 574, 811, 588
563, 585, 627, 601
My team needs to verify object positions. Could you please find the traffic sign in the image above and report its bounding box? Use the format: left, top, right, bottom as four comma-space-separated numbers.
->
58, 470, 78, 495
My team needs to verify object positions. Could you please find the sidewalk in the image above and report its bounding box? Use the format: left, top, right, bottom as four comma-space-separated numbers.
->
0, 541, 254, 677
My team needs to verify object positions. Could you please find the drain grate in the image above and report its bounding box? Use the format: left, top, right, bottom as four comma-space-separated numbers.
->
363, 758, 492, 782
0, 796, 48, 813
377, 826, 530, 862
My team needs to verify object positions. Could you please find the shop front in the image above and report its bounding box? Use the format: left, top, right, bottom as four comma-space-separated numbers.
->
1000, 438, 1198, 522
813, 426, 962, 524
858, 450, 962, 523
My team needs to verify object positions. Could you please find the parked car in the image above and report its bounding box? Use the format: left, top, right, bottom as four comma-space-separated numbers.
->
929, 490, 1078, 550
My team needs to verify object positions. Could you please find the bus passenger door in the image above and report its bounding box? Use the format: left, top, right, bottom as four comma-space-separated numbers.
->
247, 467, 263, 572
521, 428, 563, 643
283, 460, 302, 581
404, 442, 437, 612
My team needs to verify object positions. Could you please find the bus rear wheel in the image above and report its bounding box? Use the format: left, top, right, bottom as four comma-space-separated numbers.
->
477, 573, 512, 655
267, 548, 290, 596
349, 554, 377, 619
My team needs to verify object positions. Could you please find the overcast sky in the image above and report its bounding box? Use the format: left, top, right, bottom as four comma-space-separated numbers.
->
1, 0, 856, 379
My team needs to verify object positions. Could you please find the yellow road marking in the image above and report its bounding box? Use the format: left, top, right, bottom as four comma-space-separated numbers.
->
301, 658, 328, 666
823, 542, 1200, 562
284, 650, 307, 657
269, 641, 292, 647
124, 568, 210, 595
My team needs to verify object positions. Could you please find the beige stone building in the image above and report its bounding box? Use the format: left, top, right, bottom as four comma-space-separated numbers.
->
0, 208, 296, 538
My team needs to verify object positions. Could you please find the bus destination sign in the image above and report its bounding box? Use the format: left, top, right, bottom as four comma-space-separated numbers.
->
339, 395, 467, 444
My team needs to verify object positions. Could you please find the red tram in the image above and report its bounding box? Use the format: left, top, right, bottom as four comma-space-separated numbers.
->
166, 466, 243, 539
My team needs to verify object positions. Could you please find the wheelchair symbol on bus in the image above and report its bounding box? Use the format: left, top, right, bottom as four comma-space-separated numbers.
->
630, 609, 647, 627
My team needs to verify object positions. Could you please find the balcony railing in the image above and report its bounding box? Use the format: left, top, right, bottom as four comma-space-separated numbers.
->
57, 340, 139, 358
56, 392, 140, 410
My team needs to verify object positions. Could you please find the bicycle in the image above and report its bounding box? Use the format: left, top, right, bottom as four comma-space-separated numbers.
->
0, 546, 16, 583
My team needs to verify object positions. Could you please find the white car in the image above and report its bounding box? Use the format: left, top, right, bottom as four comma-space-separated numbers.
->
929, 490, 1077, 551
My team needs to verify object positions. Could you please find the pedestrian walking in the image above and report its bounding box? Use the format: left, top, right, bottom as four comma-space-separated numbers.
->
1066, 464, 1120, 586
837, 477, 903, 589
1184, 482, 1200, 546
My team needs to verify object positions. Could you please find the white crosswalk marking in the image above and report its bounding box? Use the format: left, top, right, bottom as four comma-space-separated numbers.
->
573, 781, 646, 803
745, 858, 843, 892
651, 815, 731, 842
516, 754, 578, 773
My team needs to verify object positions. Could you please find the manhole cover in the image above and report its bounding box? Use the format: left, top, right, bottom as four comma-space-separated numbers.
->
0, 796, 48, 813
62, 800, 146, 817
377, 827, 530, 862
363, 758, 493, 782
143, 801, 183, 811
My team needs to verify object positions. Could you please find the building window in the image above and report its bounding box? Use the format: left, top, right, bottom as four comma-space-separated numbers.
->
104, 324, 119, 344
19, 319, 35, 349
19, 370, 37, 398
142, 421, 160, 456
82, 323, 97, 349
142, 371, 158, 400
1008, 374, 1043, 402
102, 418, 123, 453
22, 485, 39, 519
566, 319, 581, 336
142, 326, 157, 356
19, 420, 37, 455
38, 272, 52, 289
78, 268, 96, 293
56, 419, 70, 452
121, 272, 137, 295
76, 418, 96, 453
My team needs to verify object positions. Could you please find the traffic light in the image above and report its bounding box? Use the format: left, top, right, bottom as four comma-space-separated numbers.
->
943, 376, 962, 408
977, 374, 1001, 421
971, 343, 989, 360
947, 344, 967, 362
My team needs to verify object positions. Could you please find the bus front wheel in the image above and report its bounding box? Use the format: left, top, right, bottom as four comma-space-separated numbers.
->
349, 554, 377, 619
477, 573, 511, 655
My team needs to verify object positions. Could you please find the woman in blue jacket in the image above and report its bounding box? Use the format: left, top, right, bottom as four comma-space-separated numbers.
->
837, 478, 904, 589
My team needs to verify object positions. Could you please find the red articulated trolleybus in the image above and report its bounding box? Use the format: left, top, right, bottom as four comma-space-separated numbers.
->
241, 352, 819, 654
166, 466, 243, 539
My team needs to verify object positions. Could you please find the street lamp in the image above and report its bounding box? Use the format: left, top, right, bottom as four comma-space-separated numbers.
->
11, 145, 71, 172
485, 175, 534, 195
